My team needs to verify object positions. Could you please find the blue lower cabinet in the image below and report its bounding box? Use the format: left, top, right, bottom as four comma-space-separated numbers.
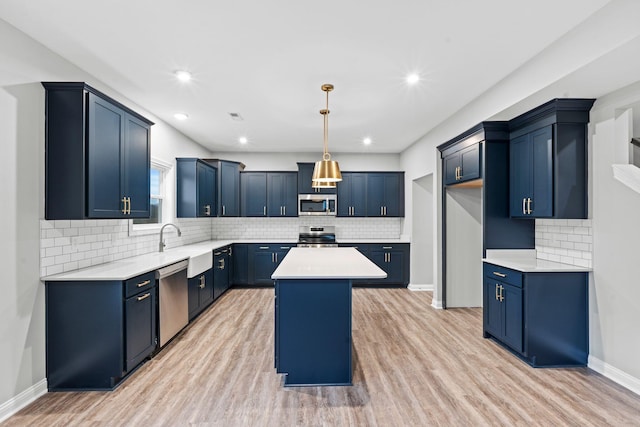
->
46, 271, 157, 390
213, 246, 231, 299
250, 244, 292, 285
232, 244, 249, 285
483, 263, 588, 367
340, 243, 409, 286
275, 279, 352, 386
188, 269, 214, 321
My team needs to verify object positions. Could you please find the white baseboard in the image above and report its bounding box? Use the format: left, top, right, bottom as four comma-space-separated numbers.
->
407, 283, 434, 291
0, 379, 47, 423
431, 299, 443, 309
588, 355, 640, 396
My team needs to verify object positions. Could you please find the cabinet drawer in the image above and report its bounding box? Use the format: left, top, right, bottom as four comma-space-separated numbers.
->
483, 263, 522, 288
125, 271, 156, 298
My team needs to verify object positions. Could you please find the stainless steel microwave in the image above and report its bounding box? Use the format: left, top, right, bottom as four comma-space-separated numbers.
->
298, 194, 337, 216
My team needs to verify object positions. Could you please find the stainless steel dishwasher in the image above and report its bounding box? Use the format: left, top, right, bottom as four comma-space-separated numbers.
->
156, 260, 189, 347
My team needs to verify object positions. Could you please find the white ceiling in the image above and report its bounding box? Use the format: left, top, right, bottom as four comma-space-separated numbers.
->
0, 0, 611, 153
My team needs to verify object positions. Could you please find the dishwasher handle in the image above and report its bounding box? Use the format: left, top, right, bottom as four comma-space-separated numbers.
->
156, 260, 189, 279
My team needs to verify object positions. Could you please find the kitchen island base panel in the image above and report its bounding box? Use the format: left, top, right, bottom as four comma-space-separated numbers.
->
275, 279, 352, 386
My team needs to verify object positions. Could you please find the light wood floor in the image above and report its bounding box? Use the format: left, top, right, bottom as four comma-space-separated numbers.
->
4, 288, 640, 426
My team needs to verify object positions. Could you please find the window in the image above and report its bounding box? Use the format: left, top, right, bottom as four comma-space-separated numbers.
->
130, 158, 172, 234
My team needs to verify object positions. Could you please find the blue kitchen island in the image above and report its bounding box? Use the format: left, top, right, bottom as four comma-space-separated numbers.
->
272, 247, 386, 386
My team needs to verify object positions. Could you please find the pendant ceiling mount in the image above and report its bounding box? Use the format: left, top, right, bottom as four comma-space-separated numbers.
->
312, 83, 342, 186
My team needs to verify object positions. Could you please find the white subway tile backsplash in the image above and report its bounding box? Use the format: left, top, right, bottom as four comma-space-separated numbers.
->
536, 218, 592, 268
40, 216, 402, 277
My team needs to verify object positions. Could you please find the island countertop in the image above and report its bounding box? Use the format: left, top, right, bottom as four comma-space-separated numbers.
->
271, 247, 387, 280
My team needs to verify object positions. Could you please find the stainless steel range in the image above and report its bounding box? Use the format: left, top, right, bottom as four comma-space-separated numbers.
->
297, 226, 338, 247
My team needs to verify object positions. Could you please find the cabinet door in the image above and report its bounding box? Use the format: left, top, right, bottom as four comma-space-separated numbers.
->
459, 144, 480, 182
337, 173, 353, 216
213, 252, 227, 300
510, 133, 531, 218
530, 126, 553, 217
443, 152, 460, 185
274, 246, 291, 267
241, 172, 267, 216
483, 278, 502, 339
366, 174, 385, 216
232, 244, 249, 285
220, 161, 240, 216
502, 283, 523, 353
382, 173, 403, 217
197, 162, 216, 217
201, 269, 214, 307
87, 93, 125, 218
123, 113, 151, 218
253, 246, 276, 285
188, 275, 202, 320
125, 286, 157, 371
267, 172, 298, 217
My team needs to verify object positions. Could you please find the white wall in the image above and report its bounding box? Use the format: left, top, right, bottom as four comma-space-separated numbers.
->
0, 18, 211, 417
587, 83, 640, 392
410, 174, 434, 287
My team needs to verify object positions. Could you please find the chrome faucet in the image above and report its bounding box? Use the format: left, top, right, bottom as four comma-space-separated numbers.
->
159, 223, 182, 252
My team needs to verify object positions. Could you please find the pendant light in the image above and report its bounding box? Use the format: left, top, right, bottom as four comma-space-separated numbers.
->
312, 84, 342, 185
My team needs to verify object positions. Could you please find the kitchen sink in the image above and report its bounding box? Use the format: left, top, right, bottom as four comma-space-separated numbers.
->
186, 250, 213, 277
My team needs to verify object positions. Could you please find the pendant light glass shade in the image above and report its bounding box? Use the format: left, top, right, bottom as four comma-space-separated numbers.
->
312, 83, 342, 184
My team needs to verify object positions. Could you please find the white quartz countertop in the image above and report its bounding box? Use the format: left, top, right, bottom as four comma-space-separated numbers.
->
271, 247, 387, 279
483, 250, 591, 273
42, 240, 235, 281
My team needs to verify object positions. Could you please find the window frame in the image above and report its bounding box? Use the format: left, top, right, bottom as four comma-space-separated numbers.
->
128, 157, 173, 236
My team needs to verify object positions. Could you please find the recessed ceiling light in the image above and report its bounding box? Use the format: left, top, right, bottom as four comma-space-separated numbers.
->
174, 70, 192, 82
406, 73, 420, 85
239, 136, 248, 144
174, 112, 189, 120
363, 137, 372, 145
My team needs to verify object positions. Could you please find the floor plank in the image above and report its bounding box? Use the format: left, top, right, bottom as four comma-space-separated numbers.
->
3, 288, 640, 426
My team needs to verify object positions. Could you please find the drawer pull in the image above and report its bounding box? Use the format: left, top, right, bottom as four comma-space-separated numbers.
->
382, 246, 393, 249
493, 272, 506, 278
280, 246, 290, 250
137, 280, 151, 288
137, 292, 151, 301
214, 251, 222, 256
259, 246, 270, 250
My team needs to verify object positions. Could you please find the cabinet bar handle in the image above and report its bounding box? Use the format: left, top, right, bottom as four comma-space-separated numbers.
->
219, 259, 225, 269
522, 198, 526, 215
380, 206, 383, 216
272, 253, 275, 263
263, 206, 266, 216
495, 284, 499, 301
527, 197, 532, 215
137, 280, 151, 288
259, 246, 269, 250
214, 251, 222, 256
137, 292, 151, 301
283, 206, 286, 216
205, 205, 211, 216
499, 285, 505, 302
280, 246, 290, 249
128, 197, 132, 214
122, 197, 128, 214
492, 271, 506, 278
383, 246, 393, 249
275, 253, 278, 263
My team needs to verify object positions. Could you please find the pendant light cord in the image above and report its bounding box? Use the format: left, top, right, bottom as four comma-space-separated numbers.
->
322, 86, 331, 161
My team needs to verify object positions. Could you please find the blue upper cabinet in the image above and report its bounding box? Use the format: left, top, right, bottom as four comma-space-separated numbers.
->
297, 162, 337, 194
510, 127, 553, 218
337, 172, 367, 217
267, 172, 298, 217
443, 143, 481, 185
43, 82, 153, 220
241, 171, 298, 217
241, 172, 268, 216
203, 159, 242, 216
508, 99, 595, 219
366, 172, 405, 217
176, 158, 217, 217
